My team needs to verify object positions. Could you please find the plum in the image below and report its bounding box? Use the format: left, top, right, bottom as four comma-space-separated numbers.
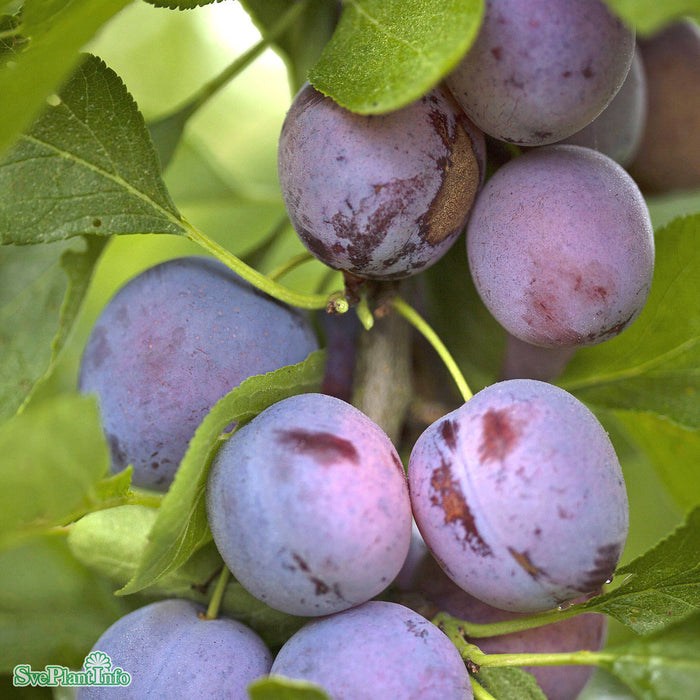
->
271, 600, 472, 699
446, 0, 635, 145
408, 379, 629, 612
75, 599, 272, 699
467, 145, 654, 348
79, 256, 318, 491
206, 393, 412, 616
278, 83, 486, 279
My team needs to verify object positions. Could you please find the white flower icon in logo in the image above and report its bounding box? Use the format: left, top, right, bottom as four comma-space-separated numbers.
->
84, 651, 112, 671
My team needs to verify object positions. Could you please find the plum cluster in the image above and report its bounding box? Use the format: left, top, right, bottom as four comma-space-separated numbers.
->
75, 3, 691, 698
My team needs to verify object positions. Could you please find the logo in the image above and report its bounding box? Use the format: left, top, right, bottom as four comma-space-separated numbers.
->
13, 651, 132, 688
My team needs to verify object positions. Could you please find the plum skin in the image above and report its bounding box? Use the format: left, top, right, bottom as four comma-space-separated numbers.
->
415, 555, 607, 700
561, 50, 647, 166
206, 393, 412, 617
446, 0, 635, 145
278, 83, 486, 280
467, 145, 654, 348
408, 379, 629, 613
75, 599, 272, 699
271, 601, 473, 700
79, 256, 318, 491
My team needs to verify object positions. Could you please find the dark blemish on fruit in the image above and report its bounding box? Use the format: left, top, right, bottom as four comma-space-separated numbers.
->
292, 553, 310, 572
151, 462, 159, 470
573, 273, 609, 302
276, 429, 359, 466
380, 239, 418, 270
491, 46, 503, 60
311, 577, 329, 595
330, 176, 424, 271
405, 619, 429, 639
532, 130, 553, 141
505, 74, 525, 89
292, 553, 344, 599
581, 543, 622, 591
440, 419, 459, 451
534, 527, 542, 537
508, 547, 546, 580
478, 408, 520, 463
92, 218, 102, 228
558, 506, 573, 519
108, 433, 127, 469
523, 259, 618, 345
299, 225, 343, 269
586, 311, 636, 343
582, 63, 595, 79
562, 71, 572, 78
429, 459, 493, 556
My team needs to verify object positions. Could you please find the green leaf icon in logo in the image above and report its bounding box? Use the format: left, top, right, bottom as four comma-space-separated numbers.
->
84, 651, 112, 670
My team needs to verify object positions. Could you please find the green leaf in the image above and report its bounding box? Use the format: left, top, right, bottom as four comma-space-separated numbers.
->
603, 613, 700, 700
0, 53, 184, 244
583, 505, 700, 635
240, 0, 339, 91
0, 533, 129, 672
615, 411, 700, 512
92, 467, 134, 502
118, 350, 326, 596
248, 676, 331, 700
69, 505, 306, 647
603, 0, 700, 35
308, 0, 484, 114
559, 216, 700, 430
0, 395, 109, 550
475, 667, 547, 700
0, 236, 104, 421
0, 12, 22, 63
145, 0, 224, 9
0, 0, 133, 158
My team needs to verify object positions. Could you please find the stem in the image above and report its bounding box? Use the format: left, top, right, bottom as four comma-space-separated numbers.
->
391, 296, 473, 402
123, 492, 164, 509
432, 606, 585, 639
433, 613, 613, 672
205, 567, 231, 620
471, 678, 498, 700
351, 300, 413, 443
268, 252, 315, 282
168, 0, 308, 121
356, 294, 374, 330
473, 647, 616, 669
184, 218, 345, 311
